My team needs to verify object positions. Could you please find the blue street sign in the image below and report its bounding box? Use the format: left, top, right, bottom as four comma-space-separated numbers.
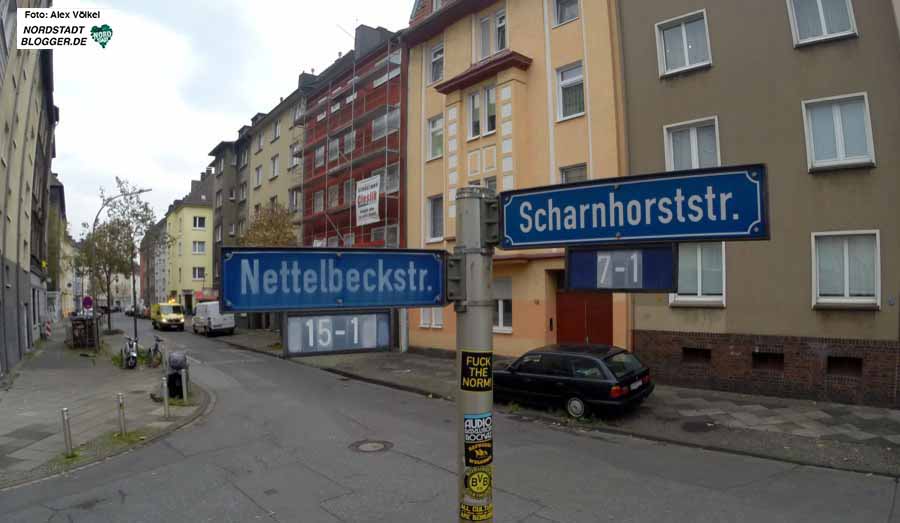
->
500, 165, 769, 249
221, 248, 446, 312
566, 245, 676, 293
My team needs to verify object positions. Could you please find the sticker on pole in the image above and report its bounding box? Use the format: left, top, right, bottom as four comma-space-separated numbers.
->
460, 502, 493, 521
460, 351, 492, 391
464, 412, 493, 467
464, 466, 492, 499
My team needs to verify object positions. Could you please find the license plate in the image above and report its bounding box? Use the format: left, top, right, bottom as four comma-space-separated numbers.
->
630, 380, 642, 391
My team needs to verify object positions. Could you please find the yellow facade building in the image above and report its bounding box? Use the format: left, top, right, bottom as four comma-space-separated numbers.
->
165, 198, 213, 312
404, 0, 629, 357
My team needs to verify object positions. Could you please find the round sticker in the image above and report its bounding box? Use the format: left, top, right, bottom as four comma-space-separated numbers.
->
465, 468, 491, 498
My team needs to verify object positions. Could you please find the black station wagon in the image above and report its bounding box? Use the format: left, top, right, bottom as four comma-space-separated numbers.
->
494, 345, 653, 418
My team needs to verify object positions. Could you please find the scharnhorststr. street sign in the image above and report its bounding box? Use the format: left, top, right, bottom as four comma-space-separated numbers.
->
499, 165, 769, 249
221, 248, 446, 312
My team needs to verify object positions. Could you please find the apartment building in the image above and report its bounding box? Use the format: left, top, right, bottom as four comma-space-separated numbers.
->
0, 0, 59, 374
404, 0, 628, 357
165, 177, 214, 312
139, 218, 167, 308
298, 25, 404, 249
209, 141, 238, 290
620, 0, 900, 405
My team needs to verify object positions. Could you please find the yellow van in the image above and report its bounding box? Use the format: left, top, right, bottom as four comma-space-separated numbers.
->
151, 303, 185, 331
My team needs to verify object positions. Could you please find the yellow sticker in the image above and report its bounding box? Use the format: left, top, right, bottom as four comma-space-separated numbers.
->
460, 502, 493, 521
465, 466, 492, 498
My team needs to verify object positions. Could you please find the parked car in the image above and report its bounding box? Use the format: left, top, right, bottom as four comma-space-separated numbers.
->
191, 301, 235, 336
150, 303, 185, 331
494, 345, 653, 418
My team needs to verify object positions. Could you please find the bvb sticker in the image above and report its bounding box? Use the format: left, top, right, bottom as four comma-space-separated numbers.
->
460, 502, 493, 522
464, 466, 492, 499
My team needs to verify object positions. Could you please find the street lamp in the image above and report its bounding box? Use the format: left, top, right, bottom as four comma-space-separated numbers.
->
89, 188, 152, 347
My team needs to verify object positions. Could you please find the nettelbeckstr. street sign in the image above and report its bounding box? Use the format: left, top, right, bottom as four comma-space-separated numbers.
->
500, 164, 769, 249
221, 247, 446, 312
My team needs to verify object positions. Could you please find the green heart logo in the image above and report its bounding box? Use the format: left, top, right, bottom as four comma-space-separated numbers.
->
90, 24, 113, 48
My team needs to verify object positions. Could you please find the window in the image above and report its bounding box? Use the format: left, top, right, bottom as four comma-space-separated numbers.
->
215, 191, 223, 208
256, 133, 263, 152
327, 236, 340, 248
315, 145, 325, 167
289, 189, 301, 212
317, 112, 326, 122
656, 10, 711, 76
813, 231, 879, 307
372, 106, 400, 140
673, 243, 725, 305
557, 63, 585, 120
571, 358, 604, 379
479, 17, 492, 60
254, 204, 261, 216
238, 219, 246, 235
419, 307, 444, 328
788, 0, 856, 45
192, 216, 206, 229
343, 179, 354, 205
484, 176, 497, 193
468, 92, 481, 138
228, 188, 236, 201
328, 138, 340, 163
373, 68, 401, 88
327, 185, 339, 208
384, 164, 400, 194
193, 240, 207, 254
217, 157, 224, 174
340, 131, 354, 155
433, 0, 442, 11
269, 195, 278, 208
496, 11, 507, 51
385, 225, 400, 248
493, 277, 512, 333
290, 143, 301, 167
239, 183, 248, 201
314, 191, 324, 213
665, 117, 719, 170
476, 10, 507, 61
229, 223, 236, 236
427, 195, 443, 241
192, 267, 206, 281
561, 164, 587, 184
343, 233, 355, 247
485, 87, 497, 133
428, 115, 444, 160
802, 93, 874, 170
239, 148, 248, 167
555, 0, 579, 25
430, 43, 444, 83
215, 225, 223, 242
293, 103, 303, 124
272, 119, 280, 140
255, 166, 262, 187
331, 102, 341, 113
270, 154, 280, 178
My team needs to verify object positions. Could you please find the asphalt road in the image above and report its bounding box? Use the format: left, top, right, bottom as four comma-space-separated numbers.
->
1, 315, 897, 522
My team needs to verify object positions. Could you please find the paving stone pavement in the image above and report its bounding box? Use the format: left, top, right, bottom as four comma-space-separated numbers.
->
0, 323, 200, 485
653, 386, 900, 446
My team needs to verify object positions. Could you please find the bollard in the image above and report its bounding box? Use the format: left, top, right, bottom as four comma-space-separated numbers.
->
61, 408, 73, 457
161, 376, 170, 419
180, 368, 189, 400
162, 347, 169, 373
117, 393, 127, 436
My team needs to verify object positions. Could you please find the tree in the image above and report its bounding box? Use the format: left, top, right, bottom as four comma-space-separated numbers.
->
239, 205, 297, 247
74, 220, 132, 331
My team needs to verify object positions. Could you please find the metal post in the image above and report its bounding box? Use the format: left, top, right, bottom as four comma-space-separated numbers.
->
61, 408, 73, 457
117, 393, 127, 435
180, 368, 189, 400
399, 309, 408, 353
161, 376, 170, 419
454, 186, 496, 523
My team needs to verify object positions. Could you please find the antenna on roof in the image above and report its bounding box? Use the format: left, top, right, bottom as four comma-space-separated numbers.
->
336, 24, 353, 39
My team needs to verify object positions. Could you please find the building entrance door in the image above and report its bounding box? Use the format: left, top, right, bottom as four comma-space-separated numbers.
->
556, 291, 612, 345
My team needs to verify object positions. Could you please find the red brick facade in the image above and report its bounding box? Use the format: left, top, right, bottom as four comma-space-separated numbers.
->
634, 330, 900, 407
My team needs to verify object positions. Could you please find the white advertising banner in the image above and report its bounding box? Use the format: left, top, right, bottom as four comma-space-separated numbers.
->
356, 175, 381, 226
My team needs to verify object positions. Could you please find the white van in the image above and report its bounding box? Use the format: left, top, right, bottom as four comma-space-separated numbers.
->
192, 301, 236, 336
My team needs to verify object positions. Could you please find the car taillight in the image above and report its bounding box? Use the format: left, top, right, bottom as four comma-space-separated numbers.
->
610, 385, 628, 398
642, 374, 651, 384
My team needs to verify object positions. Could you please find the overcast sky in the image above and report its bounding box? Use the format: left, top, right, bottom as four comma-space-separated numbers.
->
52, 0, 412, 237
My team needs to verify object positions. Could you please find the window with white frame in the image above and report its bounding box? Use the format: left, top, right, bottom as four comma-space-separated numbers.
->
327, 185, 339, 208
215, 191, 223, 208
229, 223, 236, 236
385, 224, 400, 247
420, 307, 444, 328
476, 10, 507, 61
496, 10, 507, 51
192, 267, 206, 281
561, 164, 587, 184
484, 176, 497, 193
313, 190, 324, 213
373, 68, 401, 88
430, 43, 444, 83
331, 102, 341, 113
272, 119, 280, 140
228, 188, 236, 201
485, 86, 497, 133
328, 138, 340, 162
665, 117, 719, 170
294, 103, 303, 124
343, 179, 354, 205
192, 216, 206, 229
371, 226, 385, 243
468, 92, 481, 138
674, 243, 725, 304
788, 0, 856, 45
343, 232, 355, 247
493, 278, 512, 332
557, 63, 585, 120
813, 231, 878, 307
254, 166, 262, 187
802, 94, 874, 170
289, 189, 301, 212
270, 154, 280, 178
655, 10, 711, 76
428, 195, 443, 241
384, 163, 400, 193
372, 106, 400, 140
327, 236, 340, 248
433, 0, 442, 11
344, 130, 355, 154
239, 183, 247, 201
239, 148, 248, 167
215, 225, 222, 242
256, 133, 263, 152
238, 219, 246, 235
290, 143, 300, 167
315, 145, 325, 167
555, 0, 579, 25
428, 115, 444, 160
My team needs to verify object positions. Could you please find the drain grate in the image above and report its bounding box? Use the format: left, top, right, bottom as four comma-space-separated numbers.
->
350, 440, 393, 453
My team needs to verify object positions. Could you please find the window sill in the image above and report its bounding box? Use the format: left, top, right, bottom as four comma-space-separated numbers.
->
794, 31, 857, 48
493, 327, 513, 335
659, 61, 712, 79
253, 185, 261, 190
808, 159, 875, 173
419, 324, 444, 330
553, 17, 580, 29
426, 154, 443, 164
556, 112, 585, 124
482, 130, 497, 138
426, 237, 444, 245
813, 300, 879, 311
669, 297, 725, 309
271, 136, 280, 143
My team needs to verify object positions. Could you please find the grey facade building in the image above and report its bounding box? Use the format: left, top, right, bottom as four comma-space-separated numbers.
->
209, 141, 238, 291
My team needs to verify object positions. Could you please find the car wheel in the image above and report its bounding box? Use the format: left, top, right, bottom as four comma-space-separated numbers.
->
565, 397, 587, 419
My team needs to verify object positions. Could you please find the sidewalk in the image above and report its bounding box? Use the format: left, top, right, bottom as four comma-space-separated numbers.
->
276, 349, 900, 476
221, 329, 282, 357
0, 324, 207, 489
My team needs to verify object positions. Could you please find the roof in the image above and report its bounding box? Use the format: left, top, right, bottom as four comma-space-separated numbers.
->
526, 345, 624, 358
207, 140, 234, 157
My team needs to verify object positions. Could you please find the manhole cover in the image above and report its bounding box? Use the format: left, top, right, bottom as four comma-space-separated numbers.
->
350, 440, 393, 453
682, 421, 717, 433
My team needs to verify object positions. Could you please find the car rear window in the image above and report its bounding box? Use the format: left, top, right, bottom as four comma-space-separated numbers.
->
604, 353, 643, 379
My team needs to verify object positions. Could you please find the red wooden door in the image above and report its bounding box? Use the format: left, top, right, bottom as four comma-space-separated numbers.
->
556, 292, 613, 345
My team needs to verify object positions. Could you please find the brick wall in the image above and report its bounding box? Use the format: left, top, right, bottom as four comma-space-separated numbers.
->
634, 330, 900, 407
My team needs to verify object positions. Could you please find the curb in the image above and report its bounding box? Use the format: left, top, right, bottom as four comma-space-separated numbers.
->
220, 340, 284, 359
297, 363, 454, 402
0, 383, 213, 492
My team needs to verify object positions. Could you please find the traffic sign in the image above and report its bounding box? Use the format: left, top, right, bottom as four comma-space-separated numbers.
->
220, 247, 446, 312
500, 164, 769, 249
566, 245, 677, 292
